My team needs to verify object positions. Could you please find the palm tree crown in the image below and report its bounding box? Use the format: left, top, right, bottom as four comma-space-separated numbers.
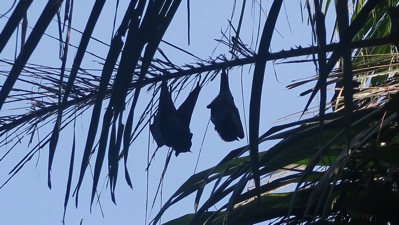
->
1, 0, 399, 224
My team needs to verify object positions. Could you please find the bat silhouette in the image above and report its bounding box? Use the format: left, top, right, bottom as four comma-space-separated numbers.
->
207, 69, 244, 142
150, 80, 201, 156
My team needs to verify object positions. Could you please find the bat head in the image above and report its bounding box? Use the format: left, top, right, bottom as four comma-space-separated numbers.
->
172, 132, 193, 156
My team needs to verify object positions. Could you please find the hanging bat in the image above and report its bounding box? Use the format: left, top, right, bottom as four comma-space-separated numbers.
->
207, 69, 244, 142
173, 82, 201, 155
150, 80, 201, 156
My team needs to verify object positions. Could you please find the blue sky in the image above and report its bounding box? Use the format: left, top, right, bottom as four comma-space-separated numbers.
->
0, 1, 327, 224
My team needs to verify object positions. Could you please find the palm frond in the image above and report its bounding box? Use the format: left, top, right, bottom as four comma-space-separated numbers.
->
1, 1, 399, 224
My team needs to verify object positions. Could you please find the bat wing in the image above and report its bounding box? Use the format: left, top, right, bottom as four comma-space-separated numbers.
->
150, 112, 165, 147
207, 98, 244, 142
177, 83, 201, 128
207, 70, 244, 142
173, 84, 201, 155
150, 81, 194, 156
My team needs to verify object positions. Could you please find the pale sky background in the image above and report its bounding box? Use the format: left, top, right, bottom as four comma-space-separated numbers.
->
0, 1, 333, 224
